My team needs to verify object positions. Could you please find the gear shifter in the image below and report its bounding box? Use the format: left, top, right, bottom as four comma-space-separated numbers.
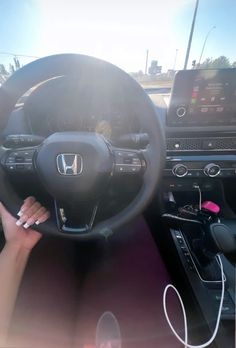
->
163, 187, 236, 265
188, 200, 236, 265
163, 189, 236, 282
207, 221, 236, 263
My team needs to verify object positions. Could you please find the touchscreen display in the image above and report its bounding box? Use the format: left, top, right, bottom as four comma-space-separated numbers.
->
167, 69, 236, 127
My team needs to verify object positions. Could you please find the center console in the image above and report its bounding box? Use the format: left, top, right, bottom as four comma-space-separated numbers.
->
161, 68, 236, 189
154, 68, 236, 347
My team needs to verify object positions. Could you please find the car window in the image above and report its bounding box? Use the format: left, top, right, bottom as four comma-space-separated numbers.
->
0, 0, 236, 92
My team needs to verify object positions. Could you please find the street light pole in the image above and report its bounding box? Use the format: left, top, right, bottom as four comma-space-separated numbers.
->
145, 49, 149, 75
173, 49, 179, 70
198, 26, 216, 66
183, 0, 199, 70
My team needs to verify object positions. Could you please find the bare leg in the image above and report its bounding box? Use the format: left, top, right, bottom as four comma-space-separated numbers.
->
73, 217, 183, 348
7, 237, 79, 348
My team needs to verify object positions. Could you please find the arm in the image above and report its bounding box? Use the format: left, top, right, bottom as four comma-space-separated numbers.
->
0, 198, 50, 346
0, 243, 31, 346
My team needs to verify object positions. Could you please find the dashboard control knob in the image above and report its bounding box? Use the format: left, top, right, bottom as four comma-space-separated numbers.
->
176, 106, 187, 118
204, 163, 221, 177
172, 164, 188, 177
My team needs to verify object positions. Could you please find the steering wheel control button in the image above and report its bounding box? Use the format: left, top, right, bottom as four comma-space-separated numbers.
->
6, 164, 16, 171
204, 163, 221, 177
16, 164, 25, 170
15, 156, 25, 163
172, 164, 188, 177
4, 149, 35, 173
115, 165, 125, 172
6, 156, 15, 164
25, 164, 33, 171
114, 150, 142, 174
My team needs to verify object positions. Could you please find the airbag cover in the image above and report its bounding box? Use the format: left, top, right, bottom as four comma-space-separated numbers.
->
35, 132, 112, 201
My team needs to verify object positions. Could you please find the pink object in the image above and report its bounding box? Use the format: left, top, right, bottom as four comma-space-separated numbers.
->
201, 201, 220, 214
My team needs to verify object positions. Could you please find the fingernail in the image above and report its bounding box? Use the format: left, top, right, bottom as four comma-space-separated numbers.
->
23, 223, 30, 229
35, 220, 40, 225
17, 210, 23, 217
16, 220, 23, 226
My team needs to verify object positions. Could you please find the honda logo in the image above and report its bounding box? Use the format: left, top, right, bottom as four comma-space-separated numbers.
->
56, 154, 83, 176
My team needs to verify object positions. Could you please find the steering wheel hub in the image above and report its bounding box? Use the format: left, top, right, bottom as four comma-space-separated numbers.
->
35, 132, 113, 201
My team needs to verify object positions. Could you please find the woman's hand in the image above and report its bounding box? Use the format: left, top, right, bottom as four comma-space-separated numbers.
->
0, 198, 50, 345
0, 197, 50, 252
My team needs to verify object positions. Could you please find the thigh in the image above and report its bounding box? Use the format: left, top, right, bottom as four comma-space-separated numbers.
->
8, 237, 79, 348
73, 217, 183, 348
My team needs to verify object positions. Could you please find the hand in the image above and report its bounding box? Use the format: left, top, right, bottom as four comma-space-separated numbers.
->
0, 197, 50, 251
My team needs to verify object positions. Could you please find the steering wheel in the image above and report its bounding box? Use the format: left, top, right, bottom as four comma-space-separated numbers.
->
0, 54, 165, 240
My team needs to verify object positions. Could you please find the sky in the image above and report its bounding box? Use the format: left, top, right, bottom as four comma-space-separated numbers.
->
0, 0, 236, 73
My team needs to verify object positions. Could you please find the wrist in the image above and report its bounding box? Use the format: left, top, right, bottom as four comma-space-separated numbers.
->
3, 242, 32, 258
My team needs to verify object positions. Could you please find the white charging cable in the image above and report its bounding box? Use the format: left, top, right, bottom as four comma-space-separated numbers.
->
163, 254, 225, 348
193, 184, 202, 211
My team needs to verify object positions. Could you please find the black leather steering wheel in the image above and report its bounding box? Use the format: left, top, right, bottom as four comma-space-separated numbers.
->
0, 54, 165, 240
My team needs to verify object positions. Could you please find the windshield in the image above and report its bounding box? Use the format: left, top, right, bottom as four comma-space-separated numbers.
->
1, 0, 236, 90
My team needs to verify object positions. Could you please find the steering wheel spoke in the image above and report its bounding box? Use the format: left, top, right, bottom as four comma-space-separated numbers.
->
54, 199, 99, 234
1, 146, 38, 175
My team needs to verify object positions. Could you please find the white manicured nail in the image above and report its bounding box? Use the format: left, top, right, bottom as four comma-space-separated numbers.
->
17, 210, 23, 217
35, 220, 40, 225
23, 223, 30, 229
16, 220, 23, 226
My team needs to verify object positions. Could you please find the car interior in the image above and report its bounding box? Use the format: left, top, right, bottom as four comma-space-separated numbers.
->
0, 1, 236, 348
0, 54, 235, 348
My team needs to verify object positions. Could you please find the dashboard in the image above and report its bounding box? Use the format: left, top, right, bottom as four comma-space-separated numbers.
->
5, 68, 236, 189
157, 68, 236, 188
23, 76, 141, 140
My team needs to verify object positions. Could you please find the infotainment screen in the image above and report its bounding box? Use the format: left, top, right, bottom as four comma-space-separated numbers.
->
167, 69, 236, 127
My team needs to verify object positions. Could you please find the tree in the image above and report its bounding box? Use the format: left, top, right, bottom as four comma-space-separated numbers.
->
9, 63, 15, 75
0, 64, 8, 75
8, 57, 21, 76
212, 56, 231, 69
13, 56, 20, 69
0, 64, 9, 84
199, 56, 231, 69
198, 58, 214, 69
